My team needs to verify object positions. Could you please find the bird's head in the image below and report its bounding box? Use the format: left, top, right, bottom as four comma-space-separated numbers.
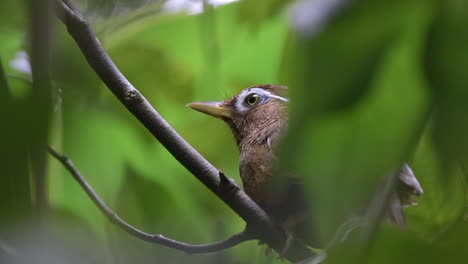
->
187, 84, 288, 149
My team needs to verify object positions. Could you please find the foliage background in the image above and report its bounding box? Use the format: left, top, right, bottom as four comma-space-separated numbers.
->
0, 0, 467, 263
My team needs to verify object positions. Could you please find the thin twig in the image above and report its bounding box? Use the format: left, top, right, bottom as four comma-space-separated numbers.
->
359, 171, 399, 255
54, 0, 313, 261
47, 147, 253, 254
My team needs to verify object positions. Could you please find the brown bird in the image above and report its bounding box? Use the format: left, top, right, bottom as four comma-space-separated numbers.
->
187, 84, 288, 207
187, 84, 423, 247
187, 84, 317, 247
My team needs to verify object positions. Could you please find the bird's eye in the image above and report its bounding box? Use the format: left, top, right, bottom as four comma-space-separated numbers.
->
244, 93, 261, 107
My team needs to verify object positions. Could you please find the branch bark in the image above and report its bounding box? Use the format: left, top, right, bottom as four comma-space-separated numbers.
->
54, 0, 313, 261
48, 147, 252, 254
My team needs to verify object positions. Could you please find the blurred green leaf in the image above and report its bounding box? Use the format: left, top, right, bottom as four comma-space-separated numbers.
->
49, 105, 148, 232
408, 132, 466, 238
0, 60, 32, 227
110, 167, 224, 263
0, 0, 26, 27
425, 0, 468, 168
237, 0, 292, 23
0, 1, 27, 77
280, 0, 433, 241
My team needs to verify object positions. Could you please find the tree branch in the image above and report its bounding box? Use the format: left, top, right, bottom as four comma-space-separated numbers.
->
54, 0, 313, 261
47, 147, 253, 254
359, 171, 399, 259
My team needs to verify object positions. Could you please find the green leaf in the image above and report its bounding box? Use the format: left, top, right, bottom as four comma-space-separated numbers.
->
237, 0, 292, 23
425, 0, 468, 168
280, 0, 433, 241
110, 167, 220, 263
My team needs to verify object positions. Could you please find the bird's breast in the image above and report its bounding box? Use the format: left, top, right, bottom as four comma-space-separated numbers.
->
239, 144, 275, 209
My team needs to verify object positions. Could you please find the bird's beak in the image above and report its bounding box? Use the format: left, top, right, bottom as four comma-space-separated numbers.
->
186, 101, 232, 119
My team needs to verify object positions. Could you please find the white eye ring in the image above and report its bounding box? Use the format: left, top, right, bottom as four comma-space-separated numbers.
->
234, 88, 288, 112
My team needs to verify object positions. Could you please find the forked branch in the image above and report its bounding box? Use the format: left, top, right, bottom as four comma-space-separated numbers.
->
54, 0, 313, 261
48, 147, 252, 254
